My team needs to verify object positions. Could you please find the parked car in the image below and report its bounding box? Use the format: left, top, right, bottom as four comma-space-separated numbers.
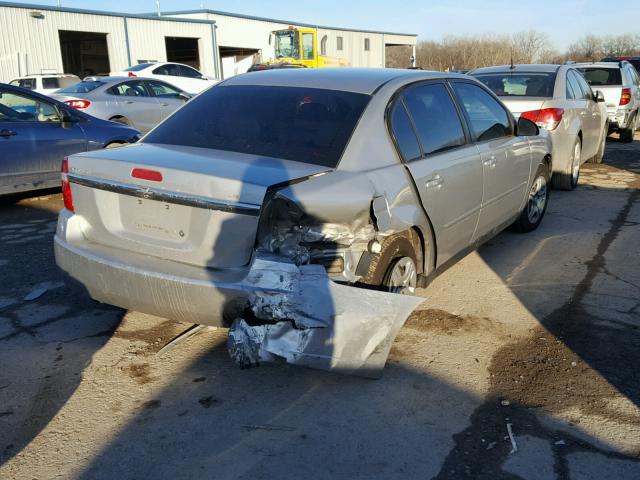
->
9, 73, 80, 96
601, 56, 640, 75
0, 83, 139, 196
470, 64, 608, 190
55, 68, 550, 328
110, 62, 216, 94
50, 76, 191, 134
576, 61, 640, 142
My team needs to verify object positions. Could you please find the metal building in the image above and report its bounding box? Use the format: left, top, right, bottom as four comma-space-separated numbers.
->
0, 1, 417, 83
165, 9, 417, 77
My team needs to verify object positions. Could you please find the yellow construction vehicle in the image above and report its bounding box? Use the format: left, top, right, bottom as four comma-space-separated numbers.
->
249, 26, 349, 71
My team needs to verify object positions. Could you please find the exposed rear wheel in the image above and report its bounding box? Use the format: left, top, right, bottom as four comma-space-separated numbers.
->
551, 138, 581, 190
513, 164, 550, 233
360, 230, 421, 294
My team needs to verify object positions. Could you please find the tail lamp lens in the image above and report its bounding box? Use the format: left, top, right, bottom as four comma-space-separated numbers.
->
521, 108, 564, 131
61, 157, 74, 212
620, 88, 631, 106
64, 99, 91, 109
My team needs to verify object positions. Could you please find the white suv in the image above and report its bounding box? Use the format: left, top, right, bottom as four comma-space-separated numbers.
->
9, 74, 80, 96
576, 61, 640, 142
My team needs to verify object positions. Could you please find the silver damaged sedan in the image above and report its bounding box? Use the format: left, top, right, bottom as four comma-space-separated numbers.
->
55, 69, 552, 376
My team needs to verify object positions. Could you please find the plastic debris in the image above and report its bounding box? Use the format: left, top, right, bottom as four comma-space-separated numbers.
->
24, 286, 48, 301
506, 423, 518, 454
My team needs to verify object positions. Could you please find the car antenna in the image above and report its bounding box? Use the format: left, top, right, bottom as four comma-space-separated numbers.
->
510, 49, 515, 70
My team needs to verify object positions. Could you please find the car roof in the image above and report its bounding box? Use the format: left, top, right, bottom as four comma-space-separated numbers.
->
14, 73, 78, 78
470, 64, 561, 74
221, 68, 467, 94
573, 62, 622, 69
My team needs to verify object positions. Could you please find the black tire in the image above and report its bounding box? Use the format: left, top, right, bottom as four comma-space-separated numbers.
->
513, 163, 550, 233
551, 137, 581, 190
620, 112, 635, 142
360, 230, 420, 291
588, 126, 607, 164
109, 116, 130, 126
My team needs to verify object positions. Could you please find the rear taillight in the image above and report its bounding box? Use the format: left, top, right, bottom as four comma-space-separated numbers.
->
521, 108, 564, 131
64, 99, 91, 109
620, 88, 631, 106
61, 157, 74, 212
128, 72, 137, 77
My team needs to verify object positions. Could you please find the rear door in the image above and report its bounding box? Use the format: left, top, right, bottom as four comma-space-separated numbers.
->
571, 70, 601, 157
144, 80, 188, 121
450, 81, 530, 240
390, 81, 483, 265
0, 88, 87, 193
109, 80, 161, 133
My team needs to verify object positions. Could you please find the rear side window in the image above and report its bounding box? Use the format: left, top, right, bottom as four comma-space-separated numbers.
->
153, 64, 180, 76
42, 77, 60, 89
578, 68, 622, 86
389, 101, 421, 161
402, 83, 466, 155
452, 82, 512, 142
474, 73, 555, 98
108, 81, 149, 97
58, 81, 104, 94
9, 78, 36, 90
143, 85, 371, 168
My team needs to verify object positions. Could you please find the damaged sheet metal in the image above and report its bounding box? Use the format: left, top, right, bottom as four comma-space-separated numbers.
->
228, 256, 424, 378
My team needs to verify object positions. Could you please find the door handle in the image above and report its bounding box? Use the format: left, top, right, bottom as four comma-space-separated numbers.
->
0, 129, 16, 138
483, 156, 497, 168
124, 100, 134, 104
160, 103, 169, 107
425, 174, 444, 189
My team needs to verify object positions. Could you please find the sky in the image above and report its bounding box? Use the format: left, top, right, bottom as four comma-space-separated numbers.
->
10, 0, 640, 51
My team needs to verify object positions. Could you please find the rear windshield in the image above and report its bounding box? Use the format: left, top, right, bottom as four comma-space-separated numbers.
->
473, 73, 555, 97
57, 81, 105, 94
143, 85, 371, 168
577, 68, 622, 86
125, 63, 153, 72
9, 78, 36, 90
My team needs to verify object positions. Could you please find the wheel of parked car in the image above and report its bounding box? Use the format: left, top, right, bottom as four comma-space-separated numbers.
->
552, 138, 581, 190
360, 230, 421, 295
109, 116, 130, 126
620, 112, 636, 143
588, 125, 608, 164
513, 164, 550, 233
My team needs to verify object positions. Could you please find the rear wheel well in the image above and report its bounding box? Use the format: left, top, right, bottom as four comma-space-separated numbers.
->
109, 115, 129, 125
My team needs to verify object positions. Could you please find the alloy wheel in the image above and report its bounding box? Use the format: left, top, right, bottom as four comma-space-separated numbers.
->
571, 141, 582, 186
527, 176, 548, 225
386, 257, 417, 295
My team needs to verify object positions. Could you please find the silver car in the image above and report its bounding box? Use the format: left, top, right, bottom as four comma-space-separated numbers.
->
51, 76, 191, 134
470, 64, 608, 190
54, 69, 551, 374
576, 61, 640, 143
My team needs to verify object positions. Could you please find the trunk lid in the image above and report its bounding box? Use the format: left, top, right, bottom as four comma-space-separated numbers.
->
67, 143, 330, 269
498, 98, 548, 119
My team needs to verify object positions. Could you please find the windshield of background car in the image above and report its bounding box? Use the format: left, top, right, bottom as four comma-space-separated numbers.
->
473, 73, 555, 97
57, 81, 105, 94
9, 78, 36, 90
577, 68, 622, 86
125, 63, 153, 72
274, 30, 300, 59
143, 85, 371, 168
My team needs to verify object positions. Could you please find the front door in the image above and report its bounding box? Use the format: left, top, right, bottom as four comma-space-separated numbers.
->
572, 70, 602, 158
0, 88, 87, 194
450, 81, 530, 240
144, 80, 188, 121
389, 81, 483, 265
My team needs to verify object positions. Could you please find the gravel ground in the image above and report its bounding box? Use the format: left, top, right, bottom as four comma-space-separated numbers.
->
1, 135, 639, 480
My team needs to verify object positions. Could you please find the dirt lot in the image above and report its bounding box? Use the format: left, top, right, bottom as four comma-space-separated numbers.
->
1, 135, 639, 479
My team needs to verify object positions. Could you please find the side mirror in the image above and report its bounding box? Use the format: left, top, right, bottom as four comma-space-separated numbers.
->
177, 92, 191, 101
60, 108, 79, 128
594, 90, 605, 103
516, 116, 539, 137
269, 33, 272, 45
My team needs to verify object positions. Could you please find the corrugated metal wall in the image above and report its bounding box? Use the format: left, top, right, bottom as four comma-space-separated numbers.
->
172, 12, 416, 69
0, 6, 217, 82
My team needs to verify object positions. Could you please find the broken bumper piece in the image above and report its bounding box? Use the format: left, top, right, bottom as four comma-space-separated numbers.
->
229, 260, 424, 378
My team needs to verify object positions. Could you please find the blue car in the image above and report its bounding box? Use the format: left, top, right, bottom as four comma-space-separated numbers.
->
0, 83, 140, 196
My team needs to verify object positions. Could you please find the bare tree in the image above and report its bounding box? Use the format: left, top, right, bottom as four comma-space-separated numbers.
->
511, 30, 551, 63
